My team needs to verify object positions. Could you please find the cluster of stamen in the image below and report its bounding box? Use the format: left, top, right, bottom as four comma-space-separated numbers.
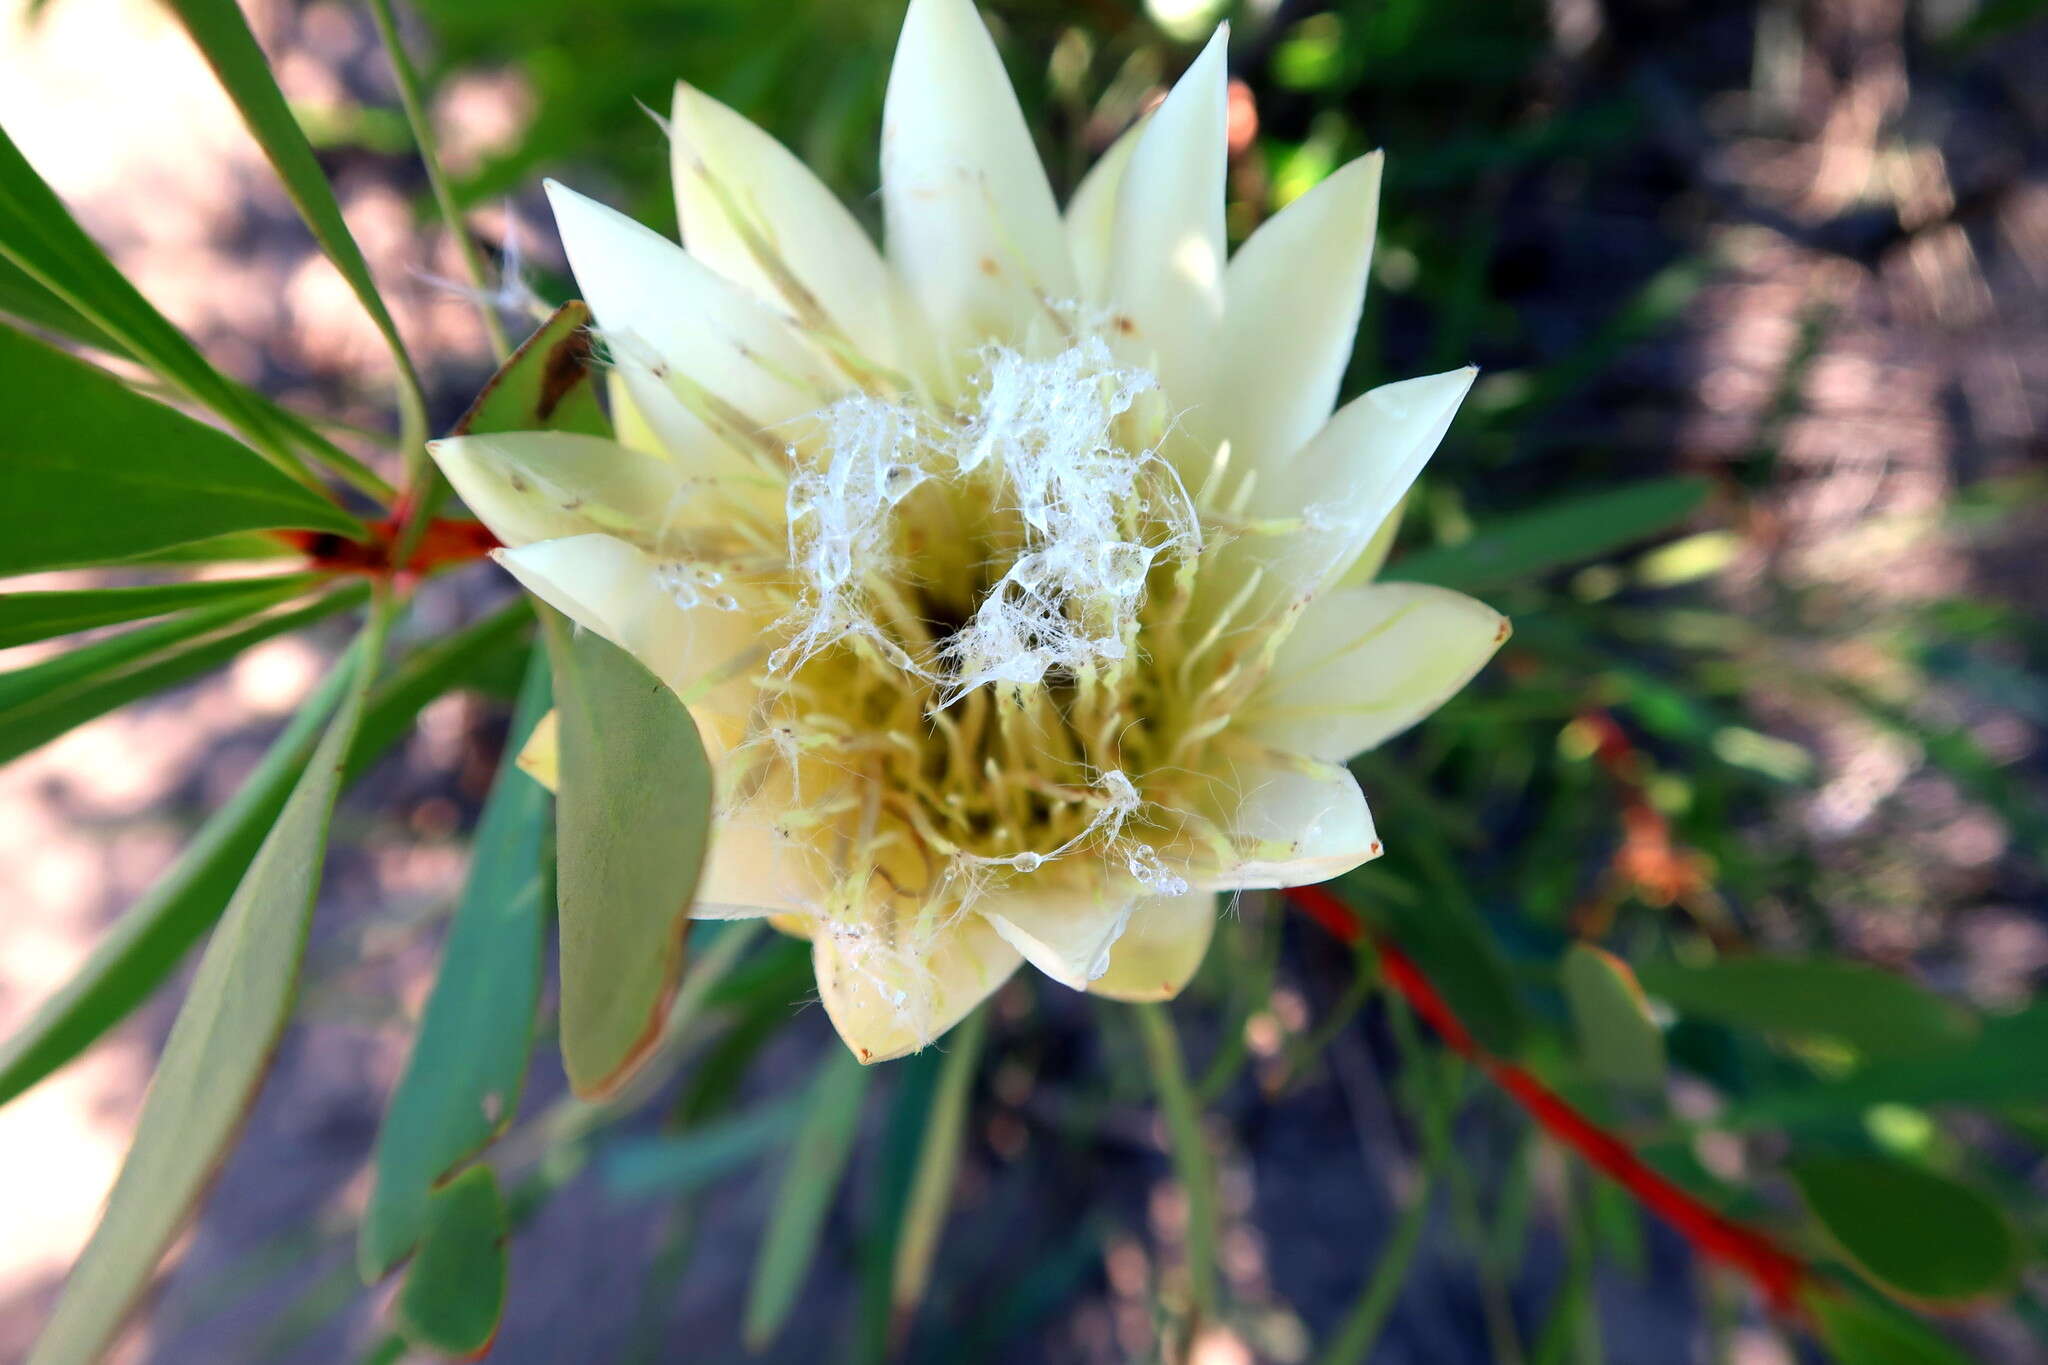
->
645, 331, 1295, 1011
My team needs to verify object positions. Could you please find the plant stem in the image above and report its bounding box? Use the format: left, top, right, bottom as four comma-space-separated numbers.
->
363, 0, 510, 364
1315, 1165, 1437, 1365
890, 1004, 988, 1334
1385, 996, 1526, 1365
1134, 1002, 1219, 1340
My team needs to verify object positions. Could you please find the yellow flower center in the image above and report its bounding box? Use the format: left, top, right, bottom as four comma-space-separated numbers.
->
692, 330, 1275, 932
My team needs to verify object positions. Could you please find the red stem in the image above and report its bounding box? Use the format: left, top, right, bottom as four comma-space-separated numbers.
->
278, 516, 499, 579
1283, 883, 1812, 1316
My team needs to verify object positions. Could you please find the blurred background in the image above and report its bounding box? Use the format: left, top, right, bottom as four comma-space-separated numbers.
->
0, 0, 2043, 1360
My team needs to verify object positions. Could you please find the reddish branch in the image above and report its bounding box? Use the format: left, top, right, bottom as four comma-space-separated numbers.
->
279, 515, 499, 578
1283, 883, 1812, 1315
1570, 709, 1731, 943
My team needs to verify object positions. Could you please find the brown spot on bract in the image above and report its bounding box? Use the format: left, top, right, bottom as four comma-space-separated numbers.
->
1113, 315, 1137, 336
1495, 619, 1512, 642
979, 256, 1000, 277
1371, 841, 1383, 855
536, 328, 595, 421
859, 1047, 873, 1062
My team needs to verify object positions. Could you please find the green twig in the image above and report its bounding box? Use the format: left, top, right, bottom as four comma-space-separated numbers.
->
1315, 1166, 1437, 1365
890, 1004, 988, 1339
1134, 1002, 1219, 1340
1385, 996, 1526, 1365
363, 0, 511, 363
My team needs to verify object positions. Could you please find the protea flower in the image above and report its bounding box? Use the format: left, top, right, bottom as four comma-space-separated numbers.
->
431, 0, 1507, 1063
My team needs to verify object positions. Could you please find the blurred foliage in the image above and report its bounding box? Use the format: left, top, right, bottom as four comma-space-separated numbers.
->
2, 0, 2044, 1361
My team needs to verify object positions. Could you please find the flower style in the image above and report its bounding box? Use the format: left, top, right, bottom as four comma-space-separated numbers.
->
431, 0, 1508, 1063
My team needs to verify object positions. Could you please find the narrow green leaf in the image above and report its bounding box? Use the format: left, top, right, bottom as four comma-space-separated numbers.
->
451, 300, 608, 439
0, 327, 359, 576
362, 0, 509, 361
114, 532, 303, 566
854, 1050, 943, 1365
0, 603, 530, 1109
539, 608, 713, 1097
0, 126, 308, 479
1383, 477, 1711, 592
0, 588, 309, 710
1807, 1290, 1979, 1365
744, 1052, 872, 1351
542, 919, 770, 1154
28, 600, 390, 1365
392, 1166, 508, 1359
163, 0, 423, 416
359, 647, 552, 1282
1316, 1171, 1436, 1365
1789, 1156, 2023, 1307
890, 1005, 987, 1328
0, 585, 366, 767
0, 575, 320, 650
1561, 945, 1666, 1090
1634, 958, 1975, 1061
600, 1097, 805, 1199
1370, 894, 1527, 1057
0, 251, 125, 353
1720, 1002, 2048, 1129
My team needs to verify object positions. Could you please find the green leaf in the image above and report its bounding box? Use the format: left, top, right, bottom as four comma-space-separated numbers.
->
1383, 477, 1711, 592
599, 1096, 805, 1199
1807, 1289, 1979, 1365
0, 574, 321, 650
359, 647, 552, 1282
539, 608, 713, 1098
1561, 944, 1666, 1090
0, 126, 307, 477
27, 601, 390, 1365
0, 603, 531, 1110
1634, 958, 1975, 1061
1720, 1002, 2048, 1130
1369, 893, 1527, 1057
744, 1052, 873, 1350
854, 1049, 943, 1364
114, 531, 304, 566
452, 300, 608, 439
890, 1005, 987, 1327
1317, 1170, 1437, 1365
0, 327, 359, 576
0, 250, 125, 353
1789, 1156, 2023, 1308
0, 584, 366, 767
392, 1166, 508, 1359
163, 0, 421, 408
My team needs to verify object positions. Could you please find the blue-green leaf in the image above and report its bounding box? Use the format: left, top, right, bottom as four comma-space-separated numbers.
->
359, 647, 551, 1282
539, 609, 713, 1097
745, 1052, 872, 1350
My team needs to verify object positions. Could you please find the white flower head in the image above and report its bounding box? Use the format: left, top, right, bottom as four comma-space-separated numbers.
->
432, 0, 1509, 1063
